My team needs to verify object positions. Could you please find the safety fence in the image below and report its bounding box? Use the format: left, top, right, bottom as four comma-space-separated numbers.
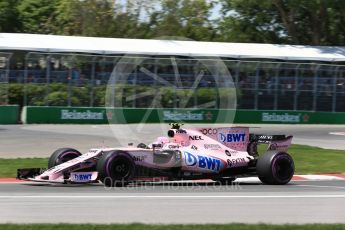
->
3, 51, 345, 112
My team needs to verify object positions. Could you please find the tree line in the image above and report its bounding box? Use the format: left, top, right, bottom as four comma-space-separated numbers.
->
1, 0, 345, 45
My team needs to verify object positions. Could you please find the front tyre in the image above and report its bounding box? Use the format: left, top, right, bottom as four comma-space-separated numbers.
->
97, 151, 135, 187
257, 151, 294, 185
48, 148, 82, 168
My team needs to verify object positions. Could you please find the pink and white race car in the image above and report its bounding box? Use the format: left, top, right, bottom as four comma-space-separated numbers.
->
17, 124, 295, 186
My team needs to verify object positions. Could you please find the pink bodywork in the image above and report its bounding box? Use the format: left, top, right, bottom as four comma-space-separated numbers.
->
29, 126, 292, 183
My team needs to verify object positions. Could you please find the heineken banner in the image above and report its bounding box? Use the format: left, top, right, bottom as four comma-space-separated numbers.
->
0, 105, 19, 124
22, 106, 108, 124
234, 110, 345, 124
22, 107, 229, 124
22, 106, 345, 124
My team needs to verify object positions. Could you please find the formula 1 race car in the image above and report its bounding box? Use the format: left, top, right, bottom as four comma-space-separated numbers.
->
17, 124, 295, 186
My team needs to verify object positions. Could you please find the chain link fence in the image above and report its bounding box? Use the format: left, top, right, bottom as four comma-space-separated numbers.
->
0, 52, 12, 105
5, 52, 345, 112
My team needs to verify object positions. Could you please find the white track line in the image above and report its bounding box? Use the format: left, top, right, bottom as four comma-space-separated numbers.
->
299, 175, 345, 180
294, 184, 345, 189
1, 195, 345, 199
329, 132, 345, 136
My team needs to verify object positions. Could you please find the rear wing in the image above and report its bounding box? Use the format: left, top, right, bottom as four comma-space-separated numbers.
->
249, 134, 291, 143
249, 134, 293, 152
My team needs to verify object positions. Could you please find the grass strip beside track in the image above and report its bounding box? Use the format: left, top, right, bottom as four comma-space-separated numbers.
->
0, 144, 345, 178
257, 144, 345, 174
0, 158, 47, 178
1, 224, 345, 230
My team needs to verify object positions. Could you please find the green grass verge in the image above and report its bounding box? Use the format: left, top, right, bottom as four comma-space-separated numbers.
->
258, 144, 345, 174
1, 144, 345, 178
0, 158, 48, 178
0, 224, 345, 230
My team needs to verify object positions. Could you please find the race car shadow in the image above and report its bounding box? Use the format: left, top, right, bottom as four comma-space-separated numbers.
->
19, 181, 265, 188
20, 182, 103, 187
128, 180, 264, 187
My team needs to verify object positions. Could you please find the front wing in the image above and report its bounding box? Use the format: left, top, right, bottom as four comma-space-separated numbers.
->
17, 168, 99, 184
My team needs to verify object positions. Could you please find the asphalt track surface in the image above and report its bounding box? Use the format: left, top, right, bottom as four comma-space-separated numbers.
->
1, 124, 345, 158
1, 124, 345, 224
0, 180, 345, 224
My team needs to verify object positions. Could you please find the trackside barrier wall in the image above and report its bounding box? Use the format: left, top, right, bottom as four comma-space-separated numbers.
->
22, 106, 345, 124
233, 110, 345, 124
21, 107, 229, 124
0, 105, 19, 124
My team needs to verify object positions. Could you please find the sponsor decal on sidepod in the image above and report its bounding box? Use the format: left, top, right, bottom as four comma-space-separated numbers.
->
168, 144, 179, 149
200, 128, 218, 135
227, 158, 246, 167
184, 152, 221, 172
189, 135, 204, 141
204, 144, 221, 150
218, 133, 245, 143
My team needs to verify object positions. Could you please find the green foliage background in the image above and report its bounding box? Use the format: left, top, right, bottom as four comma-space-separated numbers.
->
7, 83, 237, 108
1, 0, 344, 45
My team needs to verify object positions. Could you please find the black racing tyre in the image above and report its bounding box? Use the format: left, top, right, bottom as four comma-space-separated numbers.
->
214, 177, 236, 185
48, 148, 82, 168
137, 143, 149, 149
247, 141, 259, 158
97, 151, 135, 187
256, 151, 295, 185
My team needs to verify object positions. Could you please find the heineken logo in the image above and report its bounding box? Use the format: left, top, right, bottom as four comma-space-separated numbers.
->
262, 112, 301, 123
163, 110, 205, 121
61, 109, 104, 120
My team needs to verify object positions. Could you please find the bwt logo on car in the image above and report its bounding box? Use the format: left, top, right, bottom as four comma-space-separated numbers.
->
184, 152, 221, 171
218, 133, 246, 142
74, 174, 92, 181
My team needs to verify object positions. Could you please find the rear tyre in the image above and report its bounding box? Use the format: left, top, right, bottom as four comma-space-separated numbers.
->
48, 148, 82, 168
97, 151, 135, 187
257, 151, 294, 185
